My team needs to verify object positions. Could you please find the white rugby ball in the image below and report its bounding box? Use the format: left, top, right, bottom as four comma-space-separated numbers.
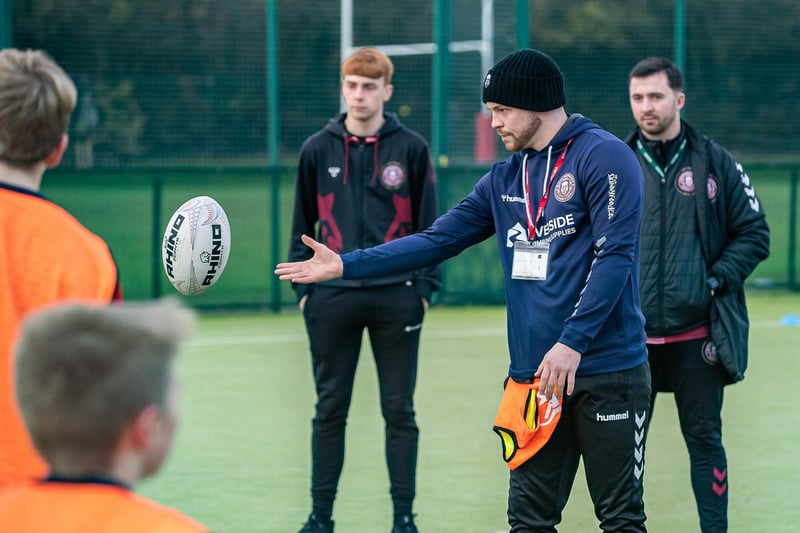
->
162, 195, 231, 296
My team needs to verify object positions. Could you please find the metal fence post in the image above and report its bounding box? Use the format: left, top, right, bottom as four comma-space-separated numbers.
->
266, 0, 279, 168
0, 0, 11, 49
674, 0, 685, 72
269, 167, 282, 311
432, 0, 451, 166
151, 173, 163, 298
789, 167, 798, 291
516, 0, 528, 48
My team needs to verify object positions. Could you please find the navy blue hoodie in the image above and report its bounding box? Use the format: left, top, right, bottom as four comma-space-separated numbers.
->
343, 114, 647, 381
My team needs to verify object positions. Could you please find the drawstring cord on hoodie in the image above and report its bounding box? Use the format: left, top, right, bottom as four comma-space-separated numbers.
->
543, 146, 553, 197
522, 146, 553, 240
522, 140, 572, 240
343, 134, 380, 185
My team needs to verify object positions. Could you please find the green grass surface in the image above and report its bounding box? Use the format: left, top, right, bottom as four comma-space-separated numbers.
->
138, 290, 800, 532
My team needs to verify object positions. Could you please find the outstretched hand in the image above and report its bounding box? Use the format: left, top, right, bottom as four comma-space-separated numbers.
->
274, 234, 344, 283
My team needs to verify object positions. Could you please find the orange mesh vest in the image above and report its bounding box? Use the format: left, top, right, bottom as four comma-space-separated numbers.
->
0, 482, 208, 532
0, 185, 120, 490
492, 377, 562, 470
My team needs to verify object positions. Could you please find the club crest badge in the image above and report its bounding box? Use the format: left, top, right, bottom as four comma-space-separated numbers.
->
380, 162, 406, 190
675, 168, 695, 195
554, 173, 576, 202
702, 339, 719, 365
707, 175, 719, 202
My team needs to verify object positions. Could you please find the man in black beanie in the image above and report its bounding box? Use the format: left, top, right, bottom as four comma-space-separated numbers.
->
276, 48, 650, 532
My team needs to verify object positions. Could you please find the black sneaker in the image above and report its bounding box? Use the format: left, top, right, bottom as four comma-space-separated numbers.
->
298, 513, 334, 533
391, 514, 418, 533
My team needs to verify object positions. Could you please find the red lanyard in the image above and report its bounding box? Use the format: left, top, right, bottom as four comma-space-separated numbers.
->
523, 138, 573, 241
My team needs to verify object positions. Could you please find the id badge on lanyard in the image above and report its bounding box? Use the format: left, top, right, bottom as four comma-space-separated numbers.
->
511, 139, 572, 281
512, 240, 550, 280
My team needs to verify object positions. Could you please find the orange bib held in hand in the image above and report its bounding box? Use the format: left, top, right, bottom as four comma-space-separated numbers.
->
492, 377, 562, 470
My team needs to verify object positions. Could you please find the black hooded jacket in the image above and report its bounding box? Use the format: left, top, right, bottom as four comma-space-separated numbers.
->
289, 112, 441, 301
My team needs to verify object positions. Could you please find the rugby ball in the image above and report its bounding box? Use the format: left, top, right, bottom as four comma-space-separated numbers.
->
162, 195, 231, 296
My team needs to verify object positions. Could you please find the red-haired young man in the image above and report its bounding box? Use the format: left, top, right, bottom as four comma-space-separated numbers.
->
288, 47, 440, 533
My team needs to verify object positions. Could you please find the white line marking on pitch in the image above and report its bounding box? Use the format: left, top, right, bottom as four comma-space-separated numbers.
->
187, 317, 793, 348
188, 327, 506, 347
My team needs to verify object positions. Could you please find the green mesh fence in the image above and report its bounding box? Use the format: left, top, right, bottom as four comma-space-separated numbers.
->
11, 0, 800, 307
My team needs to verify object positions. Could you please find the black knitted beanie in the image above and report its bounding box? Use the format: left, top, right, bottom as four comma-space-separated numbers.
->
482, 48, 566, 112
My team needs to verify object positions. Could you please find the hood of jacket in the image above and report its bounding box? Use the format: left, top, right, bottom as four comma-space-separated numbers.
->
321, 111, 404, 139
320, 112, 405, 184
512, 113, 598, 163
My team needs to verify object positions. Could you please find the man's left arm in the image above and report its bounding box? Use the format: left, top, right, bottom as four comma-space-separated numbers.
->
706, 148, 770, 294
559, 140, 644, 354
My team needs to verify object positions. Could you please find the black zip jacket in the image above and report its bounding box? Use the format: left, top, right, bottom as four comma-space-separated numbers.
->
289, 112, 441, 301
624, 121, 770, 381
